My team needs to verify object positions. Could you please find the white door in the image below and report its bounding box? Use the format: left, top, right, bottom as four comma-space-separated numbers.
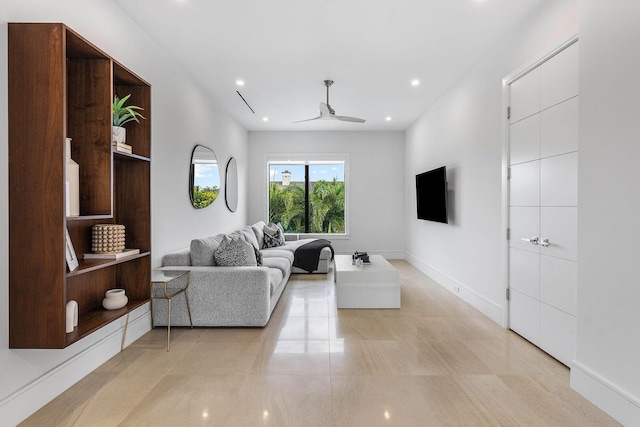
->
507, 41, 578, 366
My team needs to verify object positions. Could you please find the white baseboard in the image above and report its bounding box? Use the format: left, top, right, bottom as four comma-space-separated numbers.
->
0, 305, 151, 427
404, 251, 503, 325
571, 361, 640, 427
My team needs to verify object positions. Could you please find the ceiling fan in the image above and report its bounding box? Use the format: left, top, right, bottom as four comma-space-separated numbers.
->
294, 80, 366, 123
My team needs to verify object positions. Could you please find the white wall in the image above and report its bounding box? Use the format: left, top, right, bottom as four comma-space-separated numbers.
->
248, 132, 405, 257
404, 0, 579, 324
570, 1, 640, 425
0, 1, 248, 424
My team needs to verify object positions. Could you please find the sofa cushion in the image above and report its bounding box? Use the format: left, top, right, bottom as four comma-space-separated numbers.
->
268, 267, 284, 295
260, 248, 294, 264
261, 256, 291, 278
214, 236, 249, 266
251, 221, 267, 248
238, 226, 260, 250
190, 234, 225, 266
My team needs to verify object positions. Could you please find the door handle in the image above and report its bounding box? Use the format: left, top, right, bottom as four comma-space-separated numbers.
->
521, 237, 539, 245
540, 238, 549, 247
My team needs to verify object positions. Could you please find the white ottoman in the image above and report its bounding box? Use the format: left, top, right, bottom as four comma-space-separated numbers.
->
334, 255, 400, 308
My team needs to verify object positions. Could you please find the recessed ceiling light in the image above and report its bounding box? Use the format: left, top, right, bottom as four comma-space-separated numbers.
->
262, 117, 269, 122
411, 79, 420, 86
386, 117, 392, 121
236, 80, 245, 86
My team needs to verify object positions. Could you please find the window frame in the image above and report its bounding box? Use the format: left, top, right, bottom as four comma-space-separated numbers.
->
265, 153, 350, 239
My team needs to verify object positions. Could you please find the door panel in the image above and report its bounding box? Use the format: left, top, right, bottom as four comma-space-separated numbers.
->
510, 67, 540, 122
540, 255, 577, 316
541, 42, 579, 109
510, 161, 540, 207
510, 289, 540, 346
540, 302, 577, 365
509, 207, 540, 253
541, 152, 578, 206
510, 114, 540, 165
541, 97, 579, 158
540, 207, 577, 261
509, 248, 540, 299
508, 41, 578, 367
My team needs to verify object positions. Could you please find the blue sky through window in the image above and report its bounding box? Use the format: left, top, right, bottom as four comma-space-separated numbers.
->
270, 163, 344, 183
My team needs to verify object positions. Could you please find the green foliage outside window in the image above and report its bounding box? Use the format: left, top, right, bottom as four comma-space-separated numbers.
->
269, 179, 345, 234
192, 185, 219, 209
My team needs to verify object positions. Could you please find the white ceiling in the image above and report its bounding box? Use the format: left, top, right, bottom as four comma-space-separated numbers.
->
113, 0, 545, 131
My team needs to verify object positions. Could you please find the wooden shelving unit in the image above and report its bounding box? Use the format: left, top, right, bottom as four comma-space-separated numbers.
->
8, 23, 152, 349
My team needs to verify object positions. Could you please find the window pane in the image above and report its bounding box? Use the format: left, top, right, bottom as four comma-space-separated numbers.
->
269, 164, 305, 233
309, 163, 345, 233
268, 161, 346, 235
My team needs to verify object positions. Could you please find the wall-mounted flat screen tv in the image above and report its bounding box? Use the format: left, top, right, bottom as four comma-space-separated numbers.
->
416, 166, 448, 223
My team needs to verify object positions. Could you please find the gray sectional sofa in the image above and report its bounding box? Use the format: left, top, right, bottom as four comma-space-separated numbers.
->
152, 221, 333, 327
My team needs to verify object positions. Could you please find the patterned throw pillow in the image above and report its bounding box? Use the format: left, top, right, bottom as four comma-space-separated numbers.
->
263, 224, 284, 248
254, 246, 263, 266
272, 222, 286, 245
214, 236, 248, 266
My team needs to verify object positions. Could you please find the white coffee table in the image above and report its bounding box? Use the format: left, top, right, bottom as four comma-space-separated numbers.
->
334, 254, 400, 308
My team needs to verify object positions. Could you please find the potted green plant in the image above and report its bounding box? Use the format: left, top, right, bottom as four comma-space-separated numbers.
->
112, 94, 145, 145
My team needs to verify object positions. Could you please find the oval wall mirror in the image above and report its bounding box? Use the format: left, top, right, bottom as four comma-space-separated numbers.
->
225, 157, 238, 212
189, 144, 220, 209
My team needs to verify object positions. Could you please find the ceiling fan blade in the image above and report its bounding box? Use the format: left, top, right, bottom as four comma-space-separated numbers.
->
295, 82, 365, 124
293, 115, 322, 123
333, 115, 366, 123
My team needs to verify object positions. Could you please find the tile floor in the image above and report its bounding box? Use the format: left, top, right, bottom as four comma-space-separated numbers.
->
21, 260, 619, 426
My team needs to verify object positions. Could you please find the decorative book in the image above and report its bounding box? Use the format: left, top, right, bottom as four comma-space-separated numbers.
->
113, 141, 132, 154
84, 248, 140, 260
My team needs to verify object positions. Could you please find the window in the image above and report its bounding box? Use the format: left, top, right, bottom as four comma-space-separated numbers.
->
268, 159, 347, 234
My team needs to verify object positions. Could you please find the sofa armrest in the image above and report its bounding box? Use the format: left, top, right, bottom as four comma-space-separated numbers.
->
162, 248, 191, 266
157, 265, 271, 326
284, 234, 299, 241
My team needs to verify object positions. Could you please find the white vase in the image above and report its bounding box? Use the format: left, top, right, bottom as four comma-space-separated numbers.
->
112, 126, 126, 144
102, 288, 128, 310
65, 138, 80, 217
66, 300, 78, 333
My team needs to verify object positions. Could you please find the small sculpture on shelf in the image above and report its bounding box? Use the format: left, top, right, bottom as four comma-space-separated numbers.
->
102, 289, 128, 310
65, 300, 78, 333
91, 224, 125, 254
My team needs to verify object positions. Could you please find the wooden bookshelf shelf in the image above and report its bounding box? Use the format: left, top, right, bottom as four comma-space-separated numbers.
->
8, 23, 152, 349
67, 252, 151, 277
65, 298, 149, 346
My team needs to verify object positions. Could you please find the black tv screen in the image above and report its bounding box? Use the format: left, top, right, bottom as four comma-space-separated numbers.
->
416, 166, 448, 223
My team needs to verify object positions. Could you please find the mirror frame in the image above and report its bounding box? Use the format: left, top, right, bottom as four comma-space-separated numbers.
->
189, 144, 220, 209
225, 157, 238, 212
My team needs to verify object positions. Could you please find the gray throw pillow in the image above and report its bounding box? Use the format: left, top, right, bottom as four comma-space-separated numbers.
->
214, 236, 248, 266
238, 237, 258, 266
251, 221, 266, 248
238, 226, 260, 250
190, 234, 225, 266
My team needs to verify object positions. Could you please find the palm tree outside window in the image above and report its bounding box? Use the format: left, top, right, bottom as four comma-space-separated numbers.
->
268, 161, 346, 234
